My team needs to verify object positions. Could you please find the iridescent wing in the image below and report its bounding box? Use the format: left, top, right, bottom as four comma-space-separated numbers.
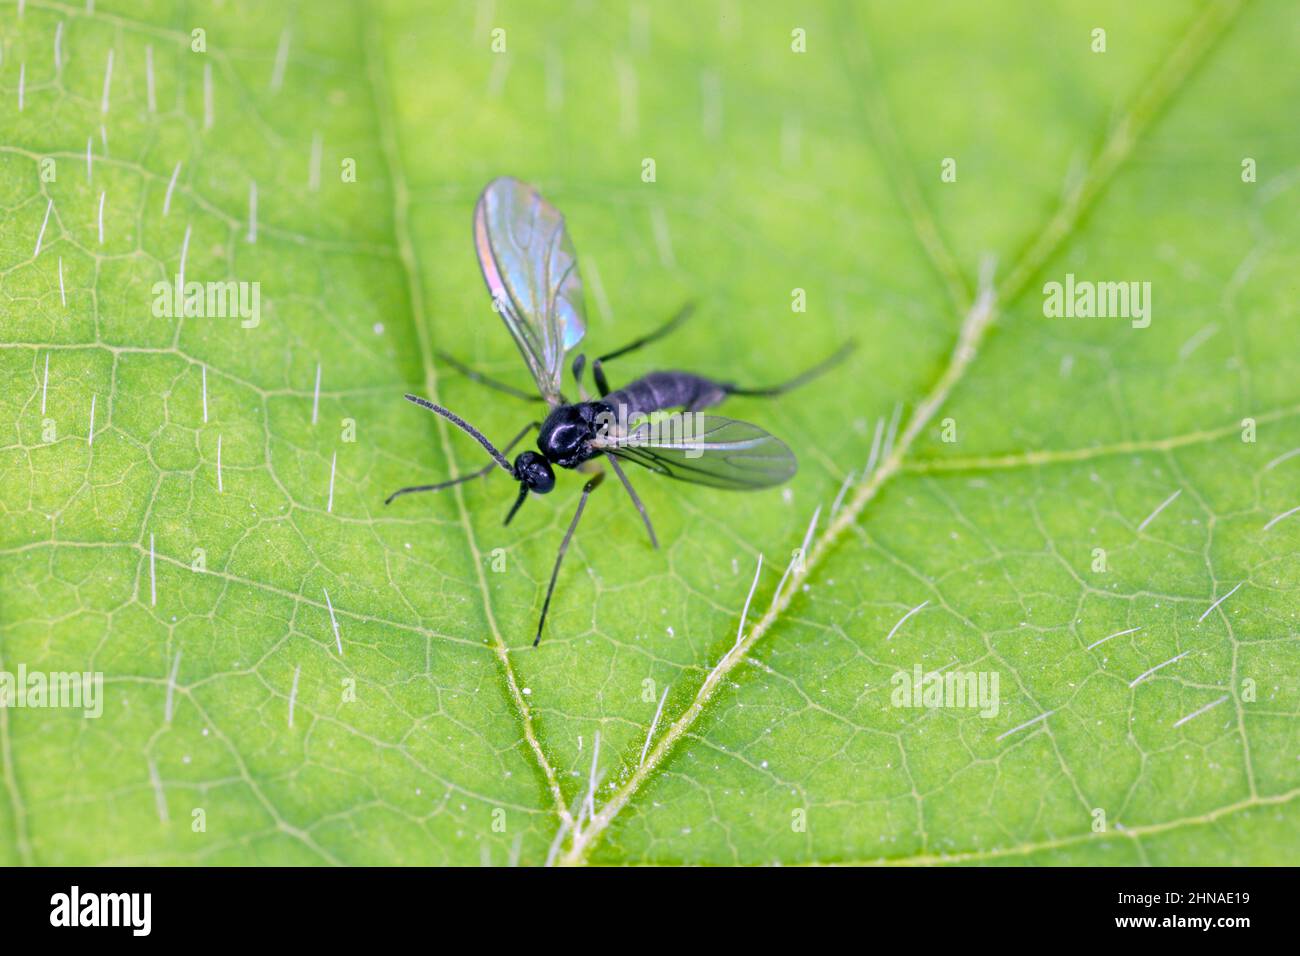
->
473, 177, 586, 405
591, 414, 798, 490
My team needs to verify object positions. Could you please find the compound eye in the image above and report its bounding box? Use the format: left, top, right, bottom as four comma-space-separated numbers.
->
515, 452, 555, 494
531, 463, 556, 494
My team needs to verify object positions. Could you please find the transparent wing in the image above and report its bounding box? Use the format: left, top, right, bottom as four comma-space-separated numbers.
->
473, 177, 586, 404
592, 414, 797, 490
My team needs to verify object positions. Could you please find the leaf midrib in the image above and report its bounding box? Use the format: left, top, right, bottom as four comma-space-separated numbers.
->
560, 0, 1248, 865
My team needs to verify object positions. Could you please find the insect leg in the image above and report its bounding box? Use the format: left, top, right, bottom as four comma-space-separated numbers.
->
592, 359, 612, 397
435, 350, 544, 403
724, 341, 857, 398
571, 353, 587, 390
596, 301, 696, 364
604, 452, 658, 549
385, 421, 538, 505
534, 471, 606, 646
503, 482, 529, 526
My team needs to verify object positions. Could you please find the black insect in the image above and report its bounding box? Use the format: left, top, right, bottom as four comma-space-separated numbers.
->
386, 177, 852, 645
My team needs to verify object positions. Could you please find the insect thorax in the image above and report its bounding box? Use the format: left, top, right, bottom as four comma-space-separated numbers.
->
538, 402, 610, 469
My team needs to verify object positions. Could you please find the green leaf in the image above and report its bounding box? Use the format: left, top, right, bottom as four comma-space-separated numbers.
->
1, 0, 1297, 866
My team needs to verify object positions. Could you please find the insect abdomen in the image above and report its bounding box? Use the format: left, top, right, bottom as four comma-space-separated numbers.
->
604, 371, 727, 415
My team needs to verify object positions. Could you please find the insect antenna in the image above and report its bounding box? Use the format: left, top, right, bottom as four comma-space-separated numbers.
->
725, 340, 857, 397
401, 394, 515, 471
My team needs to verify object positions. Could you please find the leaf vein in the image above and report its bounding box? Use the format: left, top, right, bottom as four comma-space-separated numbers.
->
362, 15, 575, 841
560, 0, 1247, 866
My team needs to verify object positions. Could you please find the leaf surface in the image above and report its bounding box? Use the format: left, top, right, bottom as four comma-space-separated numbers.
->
0, 0, 1296, 865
